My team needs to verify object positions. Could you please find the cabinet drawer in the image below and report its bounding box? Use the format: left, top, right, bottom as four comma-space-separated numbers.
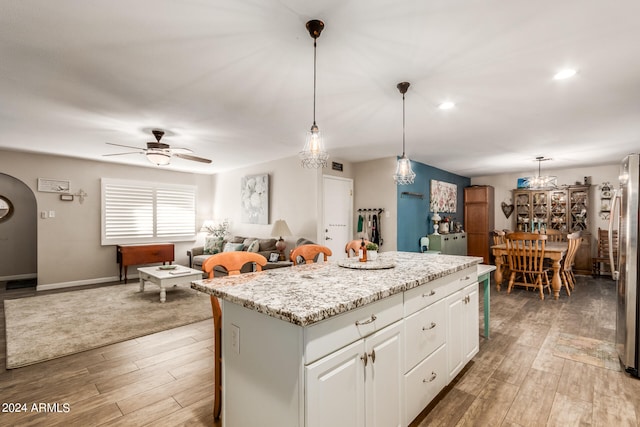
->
404, 344, 447, 425
304, 293, 403, 364
404, 298, 446, 371
404, 266, 477, 315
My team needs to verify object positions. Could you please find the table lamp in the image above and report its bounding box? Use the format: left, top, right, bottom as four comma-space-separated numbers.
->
271, 219, 292, 261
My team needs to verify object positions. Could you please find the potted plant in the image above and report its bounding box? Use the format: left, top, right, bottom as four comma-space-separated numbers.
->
365, 242, 379, 261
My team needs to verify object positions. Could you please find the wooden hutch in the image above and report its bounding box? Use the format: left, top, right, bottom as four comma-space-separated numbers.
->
512, 185, 591, 274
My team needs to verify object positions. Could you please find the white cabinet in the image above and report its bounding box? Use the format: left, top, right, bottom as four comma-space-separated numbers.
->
306, 321, 403, 427
446, 282, 479, 381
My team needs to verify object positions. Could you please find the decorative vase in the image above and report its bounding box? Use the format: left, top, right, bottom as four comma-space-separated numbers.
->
368, 250, 378, 261
440, 222, 450, 234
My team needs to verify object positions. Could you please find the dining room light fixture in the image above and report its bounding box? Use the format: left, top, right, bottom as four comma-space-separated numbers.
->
299, 19, 329, 169
393, 82, 416, 185
530, 156, 555, 189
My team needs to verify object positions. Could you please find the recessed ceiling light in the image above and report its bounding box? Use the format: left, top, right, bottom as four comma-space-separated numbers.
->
553, 69, 577, 80
438, 101, 455, 110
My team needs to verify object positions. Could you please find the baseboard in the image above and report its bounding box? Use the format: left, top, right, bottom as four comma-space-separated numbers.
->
37, 276, 121, 291
0, 273, 37, 282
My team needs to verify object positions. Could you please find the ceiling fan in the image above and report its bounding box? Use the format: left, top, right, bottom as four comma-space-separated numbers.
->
104, 130, 212, 166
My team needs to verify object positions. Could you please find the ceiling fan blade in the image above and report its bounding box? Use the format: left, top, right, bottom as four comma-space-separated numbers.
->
169, 147, 193, 154
106, 142, 145, 150
103, 151, 144, 157
174, 153, 212, 164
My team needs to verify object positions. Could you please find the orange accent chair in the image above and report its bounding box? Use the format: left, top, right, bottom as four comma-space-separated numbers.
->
201, 252, 267, 420
290, 244, 332, 265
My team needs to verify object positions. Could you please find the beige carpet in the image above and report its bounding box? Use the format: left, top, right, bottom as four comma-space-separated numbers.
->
4, 282, 212, 369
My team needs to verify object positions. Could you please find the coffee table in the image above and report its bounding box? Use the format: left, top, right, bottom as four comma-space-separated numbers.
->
138, 266, 204, 303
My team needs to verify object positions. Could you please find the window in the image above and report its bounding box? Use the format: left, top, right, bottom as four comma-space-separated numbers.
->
101, 178, 196, 245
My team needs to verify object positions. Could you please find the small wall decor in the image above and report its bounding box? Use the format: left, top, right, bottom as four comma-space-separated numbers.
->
241, 174, 269, 224
37, 178, 70, 193
429, 180, 457, 213
599, 182, 612, 220
501, 201, 514, 218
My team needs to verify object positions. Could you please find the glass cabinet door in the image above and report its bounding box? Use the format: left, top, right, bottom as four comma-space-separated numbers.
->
514, 192, 531, 231
569, 187, 589, 231
549, 190, 568, 231
531, 191, 548, 232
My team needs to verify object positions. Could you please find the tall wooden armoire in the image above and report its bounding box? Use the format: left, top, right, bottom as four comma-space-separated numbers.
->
464, 185, 495, 264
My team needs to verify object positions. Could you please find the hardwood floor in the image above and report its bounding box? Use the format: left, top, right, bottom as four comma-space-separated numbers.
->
1, 276, 638, 426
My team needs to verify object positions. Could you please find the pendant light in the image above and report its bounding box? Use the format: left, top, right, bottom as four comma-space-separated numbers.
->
300, 19, 329, 168
530, 156, 553, 189
393, 82, 416, 185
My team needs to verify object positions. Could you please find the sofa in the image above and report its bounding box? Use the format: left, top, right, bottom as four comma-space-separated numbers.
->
188, 235, 278, 273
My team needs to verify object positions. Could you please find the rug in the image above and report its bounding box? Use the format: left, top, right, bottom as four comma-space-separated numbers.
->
4, 282, 212, 369
551, 332, 620, 371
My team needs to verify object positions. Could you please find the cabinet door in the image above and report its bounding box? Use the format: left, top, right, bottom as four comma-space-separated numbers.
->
463, 283, 479, 362
365, 321, 404, 427
445, 290, 465, 382
306, 340, 366, 427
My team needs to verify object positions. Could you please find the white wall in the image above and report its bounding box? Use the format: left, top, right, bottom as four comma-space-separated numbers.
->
0, 149, 214, 288
211, 156, 323, 256
352, 157, 398, 251
471, 163, 620, 255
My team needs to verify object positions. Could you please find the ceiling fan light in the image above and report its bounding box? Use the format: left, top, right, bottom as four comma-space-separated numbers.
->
146, 151, 171, 166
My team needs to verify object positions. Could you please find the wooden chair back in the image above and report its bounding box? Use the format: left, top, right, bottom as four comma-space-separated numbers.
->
542, 228, 566, 242
492, 230, 506, 245
290, 244, 332, 265
345, 239, 370, 257
593, 227, 618, 275
200, 251, 267, 420
202, 251, 267, 278
505, 232, 548, 273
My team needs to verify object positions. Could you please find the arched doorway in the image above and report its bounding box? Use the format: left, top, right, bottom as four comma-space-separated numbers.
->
0, 173, 37, 288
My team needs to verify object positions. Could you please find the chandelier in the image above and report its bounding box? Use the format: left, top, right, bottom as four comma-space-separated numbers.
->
393, 82, 416, 185
300, 19, 329, 168
529, 156, 555, 189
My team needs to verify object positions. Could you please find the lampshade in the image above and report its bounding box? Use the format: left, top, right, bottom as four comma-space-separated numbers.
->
146, 151, 171, 166
300, 19, 328, 169
393, 82, 416, 185
271, 219, 292, 238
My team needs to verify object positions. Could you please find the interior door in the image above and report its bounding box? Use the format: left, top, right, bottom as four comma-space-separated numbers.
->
323, 176, 353, 260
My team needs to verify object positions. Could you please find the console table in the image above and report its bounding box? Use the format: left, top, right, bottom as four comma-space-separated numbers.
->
116, 243, 174, 283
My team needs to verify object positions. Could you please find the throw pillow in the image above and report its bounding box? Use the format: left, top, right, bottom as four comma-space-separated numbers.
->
223, 242, 245, 252
204, 237, 223, 255
247, 240, 260, 253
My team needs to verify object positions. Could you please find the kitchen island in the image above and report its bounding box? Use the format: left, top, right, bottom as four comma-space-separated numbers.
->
191, 251, 482, 427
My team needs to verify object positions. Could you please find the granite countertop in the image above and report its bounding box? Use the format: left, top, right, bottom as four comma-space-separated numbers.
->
191, 251, 482, 326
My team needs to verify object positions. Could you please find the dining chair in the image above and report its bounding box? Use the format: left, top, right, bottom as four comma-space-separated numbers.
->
560, 231, 582, 294
290, 244, 332, 265
542, 228, 566, 242
201, 252, 268, 420
492, 230, 510, 282
345, 239, 370, 258
505, 232, 551, 300
592, 227, 617, 276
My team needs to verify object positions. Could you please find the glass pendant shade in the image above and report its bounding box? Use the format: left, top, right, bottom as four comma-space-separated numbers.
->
393, 81, 415, 185
300, 123, 328, 168
393, 154, 416, 185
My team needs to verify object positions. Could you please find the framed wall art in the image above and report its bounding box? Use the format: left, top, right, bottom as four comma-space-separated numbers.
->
241, 174, 269, 224
429, 180, 457, 213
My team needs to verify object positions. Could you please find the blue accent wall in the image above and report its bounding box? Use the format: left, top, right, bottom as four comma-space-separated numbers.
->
397, 160, 470, 252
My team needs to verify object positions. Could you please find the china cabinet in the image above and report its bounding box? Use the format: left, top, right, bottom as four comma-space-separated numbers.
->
512, 185, 592, 274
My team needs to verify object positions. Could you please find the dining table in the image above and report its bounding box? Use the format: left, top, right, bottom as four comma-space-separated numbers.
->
491, 241, 568, 300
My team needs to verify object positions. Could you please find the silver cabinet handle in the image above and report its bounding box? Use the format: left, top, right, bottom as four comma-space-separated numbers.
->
422, 322, 436, 331
422, 290, 436, 298
423, 372, 437, 383
369, 349, 376, 364
355, 315, 377, 326
360, 352, 368, 367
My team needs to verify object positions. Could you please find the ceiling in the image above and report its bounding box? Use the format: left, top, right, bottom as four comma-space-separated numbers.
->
2, 1, 639, 177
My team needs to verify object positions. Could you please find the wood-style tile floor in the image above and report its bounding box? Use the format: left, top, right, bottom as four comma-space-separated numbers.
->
1, 276, 639, 426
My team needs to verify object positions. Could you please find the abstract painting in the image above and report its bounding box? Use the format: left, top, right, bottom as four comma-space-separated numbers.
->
429, 180, 457, 213
241, 174, 269, 224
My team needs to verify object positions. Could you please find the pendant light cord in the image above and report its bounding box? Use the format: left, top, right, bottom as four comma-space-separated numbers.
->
313, 39, 317, 126
402, 92, 406, 156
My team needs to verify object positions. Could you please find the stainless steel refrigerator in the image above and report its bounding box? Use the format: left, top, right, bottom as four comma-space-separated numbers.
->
611, 153, 640, 377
